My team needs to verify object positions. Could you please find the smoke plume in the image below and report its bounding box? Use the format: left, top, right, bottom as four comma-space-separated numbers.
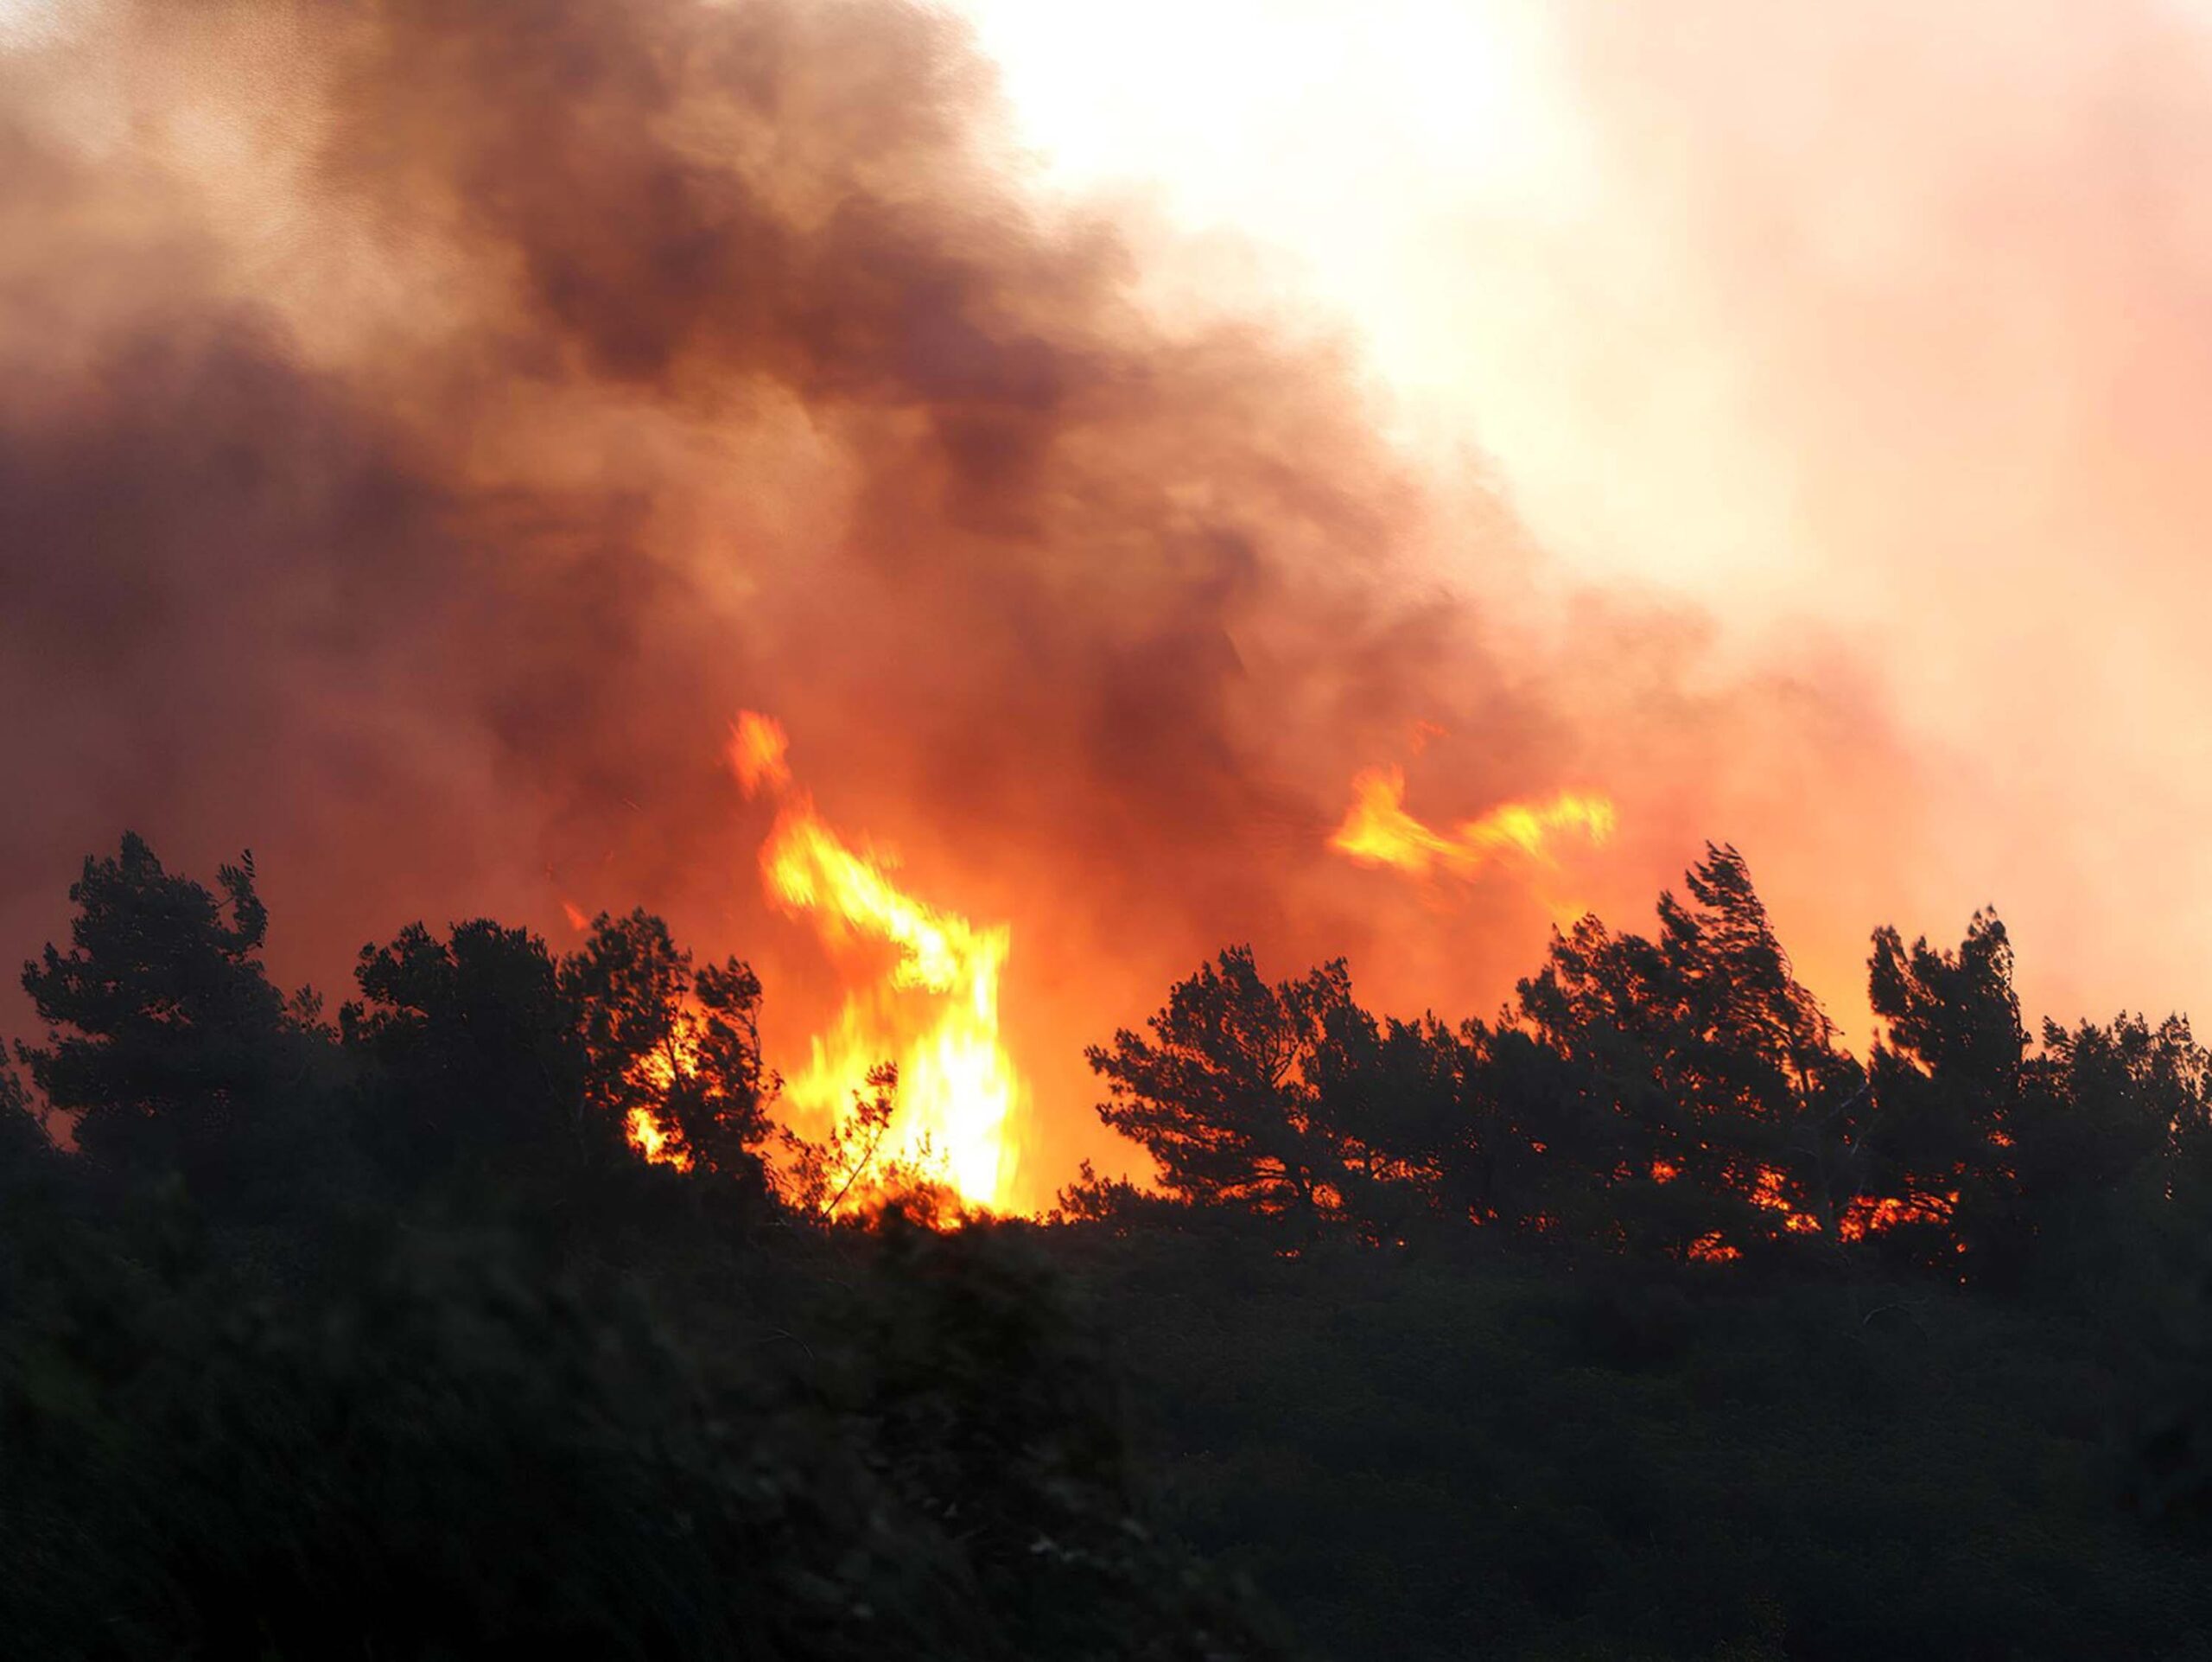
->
0, 0, 1910, 1201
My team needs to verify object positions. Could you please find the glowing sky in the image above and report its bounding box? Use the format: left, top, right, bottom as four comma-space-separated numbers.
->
10, 0, 2212, 1207
957, 0, 2212, 1036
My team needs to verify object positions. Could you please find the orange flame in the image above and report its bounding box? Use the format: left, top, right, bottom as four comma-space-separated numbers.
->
1688, 1232, 1742, 1264
731, 712, 1022, 1211
621, 1028, 700, 1171
1329, 763, 1615, 881
1749, 1164, 1825, 1234
729, 709, 792, 795
626, 1103, 692, 1171
1649, 1157, 1962, 1257
1838, 1189, 1958, 1242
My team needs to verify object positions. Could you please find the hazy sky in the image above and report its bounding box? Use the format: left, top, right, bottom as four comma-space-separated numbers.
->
7, 0, 2212, 1203
958, 0, 2212, 1035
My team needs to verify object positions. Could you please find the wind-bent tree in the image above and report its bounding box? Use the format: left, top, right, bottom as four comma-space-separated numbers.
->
17, 834, 306, 1201
1088, 947, 1368, 1230
1513, 844, 1865, 1256
1866, 910, 2212, 1287
1863, 911, 2030, 1269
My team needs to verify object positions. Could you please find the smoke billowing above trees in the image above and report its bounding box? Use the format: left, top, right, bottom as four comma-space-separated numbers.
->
0, 0, 1918, 1200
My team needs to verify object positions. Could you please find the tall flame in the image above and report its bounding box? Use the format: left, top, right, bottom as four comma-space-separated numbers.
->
730, 711, 1022, 1211
1329, 762, 1617, 880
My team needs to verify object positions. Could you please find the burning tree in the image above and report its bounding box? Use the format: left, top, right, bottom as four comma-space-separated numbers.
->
561, 908, 774, 1183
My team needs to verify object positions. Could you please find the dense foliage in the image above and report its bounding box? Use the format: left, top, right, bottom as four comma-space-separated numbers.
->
1, 840, 1283, 1661
7, 832, 2212, 1658
1085, 844, 2212, 1301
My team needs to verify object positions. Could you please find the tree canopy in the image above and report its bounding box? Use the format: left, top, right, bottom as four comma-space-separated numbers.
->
9, 830, 2212, 1659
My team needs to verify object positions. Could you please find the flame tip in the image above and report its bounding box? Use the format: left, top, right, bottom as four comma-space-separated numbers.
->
1329, 761, 1617, 885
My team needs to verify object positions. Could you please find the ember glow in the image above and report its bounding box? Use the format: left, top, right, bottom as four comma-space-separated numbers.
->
626, 1103, 690, 1173
1749, 1165, 1824, 1237
1838, 1190, 1960, 1244
730, 713, 1021, 1211
621, 1015, 702, 1173
1329, 763, 1617, 882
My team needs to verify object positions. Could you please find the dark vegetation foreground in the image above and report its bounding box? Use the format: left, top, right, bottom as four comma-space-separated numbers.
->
1076, 1230, 2212, 1660
6, 833, 2212, 1658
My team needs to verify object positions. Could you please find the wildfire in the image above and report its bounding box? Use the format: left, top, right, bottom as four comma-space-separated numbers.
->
1838, 1189, 1958, 1242
1750, 1164, 1825, 1234
1330, 763, 1615, 881
626, 1104, 691, 1171
730, 711, 1023, 1212
1670, 1162, 1959, 1256
620, 1018, 702, 1172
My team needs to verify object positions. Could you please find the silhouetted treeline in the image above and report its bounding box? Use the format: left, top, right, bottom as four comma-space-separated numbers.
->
0, 835, 1285, 1659
1078, 844, 2212, 1303
9, 832, 2212, 1659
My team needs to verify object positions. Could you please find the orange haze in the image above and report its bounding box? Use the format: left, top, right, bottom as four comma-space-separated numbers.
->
0, 0, 2198, 1208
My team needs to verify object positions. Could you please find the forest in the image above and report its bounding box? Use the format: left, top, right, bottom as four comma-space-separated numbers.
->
7, 831, 2212, 1659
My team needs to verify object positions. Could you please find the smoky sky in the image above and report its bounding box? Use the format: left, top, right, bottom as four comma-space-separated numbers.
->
0, 0, 1918, 1201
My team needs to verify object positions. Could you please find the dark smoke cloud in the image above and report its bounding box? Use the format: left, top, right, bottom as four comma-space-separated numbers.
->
0, 0, 1913, 1200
